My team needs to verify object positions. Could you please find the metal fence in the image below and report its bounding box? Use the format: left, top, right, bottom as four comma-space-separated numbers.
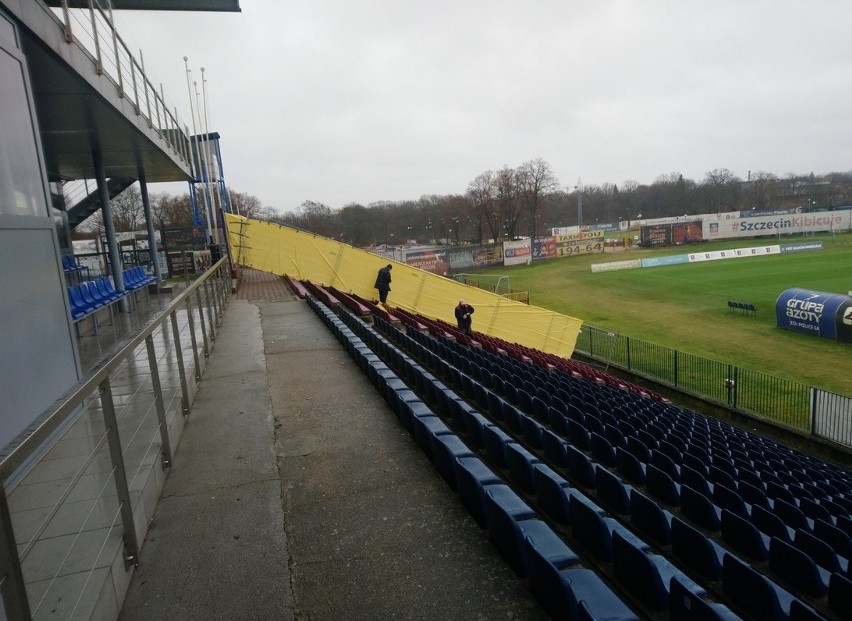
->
0, 259, 230, 619
574, 325, 851, 448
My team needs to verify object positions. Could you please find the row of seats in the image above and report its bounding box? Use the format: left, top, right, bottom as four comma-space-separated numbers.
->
67, 268, 156, 324
297, 280, 850, 620
343, 305, 748, 619
305, 296, 646, 621
423, 328, 851, 531
61, 254, 87, 274
372, 306, 848, 610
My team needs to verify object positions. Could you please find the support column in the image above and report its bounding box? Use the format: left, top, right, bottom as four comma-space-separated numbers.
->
139, 175, 163, 283
93, 149, 129, 312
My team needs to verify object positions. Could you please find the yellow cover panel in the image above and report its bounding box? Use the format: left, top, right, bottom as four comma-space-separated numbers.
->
227, 214, 582, 357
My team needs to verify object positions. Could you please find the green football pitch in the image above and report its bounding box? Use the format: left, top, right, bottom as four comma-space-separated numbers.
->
474, 233, 852, 397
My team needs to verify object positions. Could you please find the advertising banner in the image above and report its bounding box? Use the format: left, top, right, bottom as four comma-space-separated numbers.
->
775, 288, 852, 342
553, 231, 604, 257
471, 243, 503, 267
404, 249, 449, 275
503, 239, 532, 266
687, 245, 780, 262
532, 236, 558, 260
640, 221, 702, 246
641, 224, 672, 247
640, 255, 690, 268
706, 210, 851, 240
590, 259, 642, 273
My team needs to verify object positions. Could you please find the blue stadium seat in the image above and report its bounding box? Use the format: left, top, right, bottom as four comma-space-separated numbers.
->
566, 419, 591, 451
714, 485, 750, 519
774, 498, 811, 532
533, 464, 574, 525
681, 463, 712, 497
680, 485, 721, 532
814, 518, 852, 560
799, 497, 833, 524
460, 408, 494, 450
526, 532, 638, 621
788, 599, 829, 621
630, 489, 673, 546
626, 436, 651, 464
738, 479, 771, 511
670, 517, 725, 582
646, 463, 681, 506
484, 485, 538, 576
768, 537, 829, 598
506, 443, 541, 494
829, 572, 852, 618
432, 434, 474, 491
411, 413, 453, 462
615, 447, 646, 486
794, 528, 847, 575
766, 481, 797, 506
566, 445, 596, 488
721, 509, 769, 562
708, 465, 738, 492
454, 457, 502, 528
595, 465, 631, 516
751, 503, 793, 544
590, 432, 616, 467
570, 494, 649, 562
483, 425, 514, 470
520, 415, 545, 450
541, 429, 569, 469
500, 401, 524, 434
650, 449, 680, 482
612, 530, 706, 611
723, 553, 798, 621
669, 575, 740, 620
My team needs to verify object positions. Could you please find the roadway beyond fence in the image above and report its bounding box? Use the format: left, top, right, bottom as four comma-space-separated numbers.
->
120, 271, 546, 620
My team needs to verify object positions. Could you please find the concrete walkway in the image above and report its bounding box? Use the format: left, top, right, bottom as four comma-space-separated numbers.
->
120, 271, 546, 620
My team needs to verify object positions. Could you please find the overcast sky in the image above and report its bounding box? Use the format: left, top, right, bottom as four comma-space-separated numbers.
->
113, 1, 852, 213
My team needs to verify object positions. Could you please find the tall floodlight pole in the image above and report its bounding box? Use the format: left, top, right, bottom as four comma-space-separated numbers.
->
200, 67, 219, 242
184, 57, 212, 242
194, 80, 214, 242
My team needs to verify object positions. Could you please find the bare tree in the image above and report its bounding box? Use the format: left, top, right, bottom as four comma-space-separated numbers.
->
495, 166, 523, 240
746, 171, 777, 211
151, 192, 195, 228
228, 190, 263, 219
517, 158, 559, 239
704, 168, 740, 215
467, 170, 498, 242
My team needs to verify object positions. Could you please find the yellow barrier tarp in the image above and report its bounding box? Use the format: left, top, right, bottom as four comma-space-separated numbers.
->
227, 214, 582, 357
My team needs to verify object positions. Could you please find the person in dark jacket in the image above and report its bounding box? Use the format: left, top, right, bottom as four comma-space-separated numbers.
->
374, 264, 392, 304
454, 299, 475, 335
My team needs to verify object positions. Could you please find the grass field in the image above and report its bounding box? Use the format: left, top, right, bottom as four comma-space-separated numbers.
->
473, 233, 852, 398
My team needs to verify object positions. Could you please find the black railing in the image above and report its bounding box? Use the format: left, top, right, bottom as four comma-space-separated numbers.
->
574, 325, 851, 448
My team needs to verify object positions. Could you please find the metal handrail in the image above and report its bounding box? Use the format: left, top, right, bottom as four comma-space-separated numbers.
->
0, 258, 230, 619
51, 0, 190, 164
